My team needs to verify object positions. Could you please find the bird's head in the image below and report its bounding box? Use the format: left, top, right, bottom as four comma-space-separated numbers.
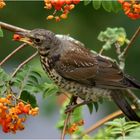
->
14, 29, 60, 50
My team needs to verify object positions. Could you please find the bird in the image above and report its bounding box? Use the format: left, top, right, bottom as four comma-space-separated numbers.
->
16, 29, 140, 122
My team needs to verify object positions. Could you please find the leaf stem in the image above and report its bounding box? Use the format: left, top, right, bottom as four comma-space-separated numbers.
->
0, 43, 27, 66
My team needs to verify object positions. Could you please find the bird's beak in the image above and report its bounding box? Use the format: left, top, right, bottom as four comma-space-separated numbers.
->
13, 31, 33, 46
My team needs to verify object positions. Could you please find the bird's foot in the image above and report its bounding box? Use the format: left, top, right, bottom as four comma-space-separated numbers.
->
65, 99, 93, 113
64, 95, 78, 113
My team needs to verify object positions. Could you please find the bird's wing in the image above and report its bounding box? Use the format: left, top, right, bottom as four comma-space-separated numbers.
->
54, 37, 125, 88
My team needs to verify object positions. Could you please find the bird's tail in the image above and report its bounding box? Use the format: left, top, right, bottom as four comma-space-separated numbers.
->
124, 75, 140, 89
111, 90, 140, 122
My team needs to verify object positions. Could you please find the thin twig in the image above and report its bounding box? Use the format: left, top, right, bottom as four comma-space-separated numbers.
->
61, 112, 71, 140
99, 47, 104, 55
122, 26, 140, 57
11, 51, 38, 77
61, 96, 77, 140
0, 43, 27, 66
77, 106, 136, 139
0, 21, 30, 32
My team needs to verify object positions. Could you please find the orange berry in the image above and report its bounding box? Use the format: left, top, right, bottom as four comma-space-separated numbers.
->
72, 0, 80, 4
44, 0, 50, 4
55, 16, 61, 22
69, 4, 75, 10
0, 1, 6, 9
47, 15, 54, 20
65, 0, 72, 5
0, 102, 3, 107
18, 102, 25, 108
64, 5, 71, 10
60, 13, 68, 19
6, 94, 12, 100
23, 104, 31, 114
77, 119, 85, 126
44, 3, 52, 9
118, 0, 124, 4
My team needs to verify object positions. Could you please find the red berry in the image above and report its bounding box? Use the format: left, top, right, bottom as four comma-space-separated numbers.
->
65, 0, 72, 5
72, 0, 80, 4
13, 34, 22, 41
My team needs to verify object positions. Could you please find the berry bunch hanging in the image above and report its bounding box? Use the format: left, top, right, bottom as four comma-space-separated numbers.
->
66, 119, 84, 135
118, 0, 140, 20
0, 94, 39, 133
0, 0, 6, 9
44, 0, 80, 22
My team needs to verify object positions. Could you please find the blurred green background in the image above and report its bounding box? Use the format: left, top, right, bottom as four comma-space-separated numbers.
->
0, 1, 140, 139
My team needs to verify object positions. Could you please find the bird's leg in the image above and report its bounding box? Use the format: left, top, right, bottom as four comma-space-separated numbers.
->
125, 89, 140, 109
65, 96, 78, 113
65, 98, 93, 113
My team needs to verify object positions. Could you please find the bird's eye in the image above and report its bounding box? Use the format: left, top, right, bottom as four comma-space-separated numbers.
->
34, 38, 41, 43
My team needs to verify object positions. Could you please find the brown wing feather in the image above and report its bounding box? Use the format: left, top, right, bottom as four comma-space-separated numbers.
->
54, 44, 98, 84
54, 39, 125, 88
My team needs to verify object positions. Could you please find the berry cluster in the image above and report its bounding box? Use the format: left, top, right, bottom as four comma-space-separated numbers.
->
66, 119, 84, 134
0, 95, 39, 133
118, 0, 140, 20
44, 0, 80, 22
0, 0, 6, 9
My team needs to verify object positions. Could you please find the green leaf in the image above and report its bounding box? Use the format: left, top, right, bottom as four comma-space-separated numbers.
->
87, 103, 94, 114
0, 68, 10, 95
84, 0, 92, 6
42, 83, 58, 98
82, 134, 91, 139
0, 28, 3, 37
72, 107, 83, 122
93, 102, 99, 112
12, 65, 59, 104
103, 42, 111, 50
98, 27, 128, 51
56, 120, 64, 129
105, 121, 122, 127
20, 91, 38, 107
102, 1, 112, 12
111, 1, 122, 13
92, 0, 102, 10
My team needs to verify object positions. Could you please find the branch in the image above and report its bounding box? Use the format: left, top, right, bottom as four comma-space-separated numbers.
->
122, 26, 140, 57
11, 51, 38, 77
0, 21, 29, 32
77, 106, 136, 139
61, 96, 77, 140
61, 112, 71, 140
0, 43, 27, 66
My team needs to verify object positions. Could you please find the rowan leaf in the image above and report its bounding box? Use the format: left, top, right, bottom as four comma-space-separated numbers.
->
92, 0, 102, 10
0, 68, 10, 96
102, 1, 112, 12
84, 0, 92, 6
87, 103, 94, 114
20, 91, 38, 107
